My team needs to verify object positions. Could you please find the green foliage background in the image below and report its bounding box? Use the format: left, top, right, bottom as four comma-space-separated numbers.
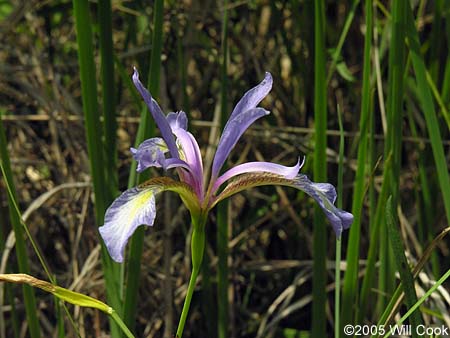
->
0, 1, 449, 337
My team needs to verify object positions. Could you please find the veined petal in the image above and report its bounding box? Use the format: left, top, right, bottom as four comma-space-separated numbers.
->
167, 111, 188, 131
212, 158, 304, 193
131, 137, 168, 172
99, 177, 200, 263
211, 107, 269, 179
229, 72, 273, 120
212, 173, 353, 236
172, 128, 204, 194
132, 68, 179, 158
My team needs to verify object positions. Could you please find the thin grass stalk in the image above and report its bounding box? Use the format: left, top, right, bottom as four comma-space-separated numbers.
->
385, 196, 422, 337
123, 0, 164, 331
335, 106, 344, 338
405, 3, 450, 224
0, 113, 40, 338
341, 0, 372, 327
6, 285, 20, 338
312, 0, 327, 336
377, 0, 407, 314
326, 0, 360, 85
72, 2, 122, 336
427, 0, 443, 83
380, 268, 450, 338
442, 1, 450, 104
98, 0, 118, 201
217, 1, 229, 337
406, 106, 439, 277
359, 153, 391, 320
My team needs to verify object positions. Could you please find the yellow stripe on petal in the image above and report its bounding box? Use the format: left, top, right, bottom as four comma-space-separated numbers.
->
100, 177, 201, 262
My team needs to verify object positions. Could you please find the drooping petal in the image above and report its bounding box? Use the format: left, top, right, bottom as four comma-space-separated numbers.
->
132, 68, 179, 158
229, 72, 273, 120
212, 173, 353, 237
131, 137, 168, 172
211, 107, 269, 179
167, 111, 188, 131
99, 185, 160, 262
212, 158, 304, 193
99, 177, 200, 263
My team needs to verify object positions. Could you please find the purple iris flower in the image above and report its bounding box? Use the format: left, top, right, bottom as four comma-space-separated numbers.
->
99, 69, 353, 262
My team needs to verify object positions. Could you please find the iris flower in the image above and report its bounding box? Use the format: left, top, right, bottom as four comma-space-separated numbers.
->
100, 69, 352, 261
99, 69, 353, 336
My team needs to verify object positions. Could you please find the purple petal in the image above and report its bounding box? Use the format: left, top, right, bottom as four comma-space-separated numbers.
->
229, 72, 273, 120
293, 175, 353, 237
212, 158, 303, 193
131, 137, 168, 172
99, 186, 161, 262
172, 127, 204, 199
213, 173, 353, 237
211, 107, 269, 179
167, 111, 188, 131
132, 68, 179, 158
99, 177, 202, 263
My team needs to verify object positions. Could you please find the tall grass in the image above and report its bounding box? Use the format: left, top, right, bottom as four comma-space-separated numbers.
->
312, 0, 327, 336
123, 0, 164, 331
217, 1, 229, 338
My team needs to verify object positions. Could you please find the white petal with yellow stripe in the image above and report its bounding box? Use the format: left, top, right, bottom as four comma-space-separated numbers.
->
99, 177, 200, 263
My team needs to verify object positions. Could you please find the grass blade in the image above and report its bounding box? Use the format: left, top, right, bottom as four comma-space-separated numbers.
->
326, 0, 360, 85
98, 0, 118, 199
312, 0, 327, 336
405, 2, 450, 224
0, 113, 40, 338
218, 2, 229, 337
123, 0, 164, 331
341, 0, 372, 327
385, 196, 422, 337
72, 1, 122, 336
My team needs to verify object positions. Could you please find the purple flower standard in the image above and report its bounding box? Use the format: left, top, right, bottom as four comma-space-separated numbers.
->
99, 69, 353, 263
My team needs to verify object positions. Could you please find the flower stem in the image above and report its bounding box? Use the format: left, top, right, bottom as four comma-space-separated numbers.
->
176, 268, 199, 338
176, 214, 207, 338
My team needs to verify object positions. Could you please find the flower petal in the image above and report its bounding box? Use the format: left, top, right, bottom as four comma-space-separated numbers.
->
99, 177, 200, 262
211, 107, 269, 179
167, 111, 188, 131
212, 158, 303, 193
212, 173, 353, 236
131, 137, 168, 172
229, 72, 273, 120
132, 68, 179, 158
99, 185, 160, 262
172, 127, 204, 199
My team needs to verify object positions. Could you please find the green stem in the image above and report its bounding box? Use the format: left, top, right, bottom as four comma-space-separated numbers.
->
176, 214, 207, 338
176, 268, 200, 338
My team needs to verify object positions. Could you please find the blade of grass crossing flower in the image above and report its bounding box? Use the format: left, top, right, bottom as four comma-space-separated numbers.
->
0, 113, 40, 338
341, 0, 372, 327
98, 0, 118, 200
218, 2, 229, 338
72, 2, 122, 336
123, 0, 164, 331
405, 2, 450, 224
385, 196, 422, 337
334, 106, 344, 338
312, 0, 327, 336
